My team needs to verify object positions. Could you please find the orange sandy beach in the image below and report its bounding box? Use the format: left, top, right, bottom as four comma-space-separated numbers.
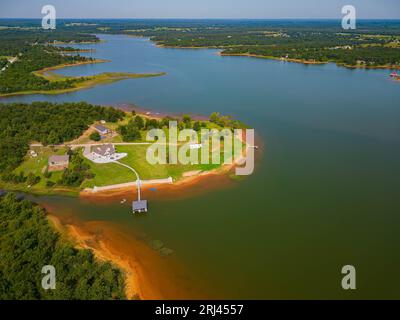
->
47, 210, 215, 300
46, 165, 248, 300
80, 165, 238, 203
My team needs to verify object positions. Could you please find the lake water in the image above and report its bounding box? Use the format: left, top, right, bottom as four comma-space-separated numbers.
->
2, 34, 400, 299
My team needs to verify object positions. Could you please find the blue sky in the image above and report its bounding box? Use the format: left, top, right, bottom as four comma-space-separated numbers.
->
0, 0, 399, 19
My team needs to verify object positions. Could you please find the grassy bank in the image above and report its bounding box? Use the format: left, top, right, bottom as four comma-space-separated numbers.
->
0, 65, 166, 97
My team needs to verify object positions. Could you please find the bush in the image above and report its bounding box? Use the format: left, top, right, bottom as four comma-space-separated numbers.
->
193, 121, 201, 131
89, 131, 101, 141
43, 168, 52, 179
26, 173, 41, 186
118, 119, 142, 142
46, 180, 55, 188
133, 115, 144, 129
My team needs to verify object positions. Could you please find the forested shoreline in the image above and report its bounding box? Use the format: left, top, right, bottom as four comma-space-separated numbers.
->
1, 20, 399, 94
0, 29, 99, 94
0, 194, 126, 299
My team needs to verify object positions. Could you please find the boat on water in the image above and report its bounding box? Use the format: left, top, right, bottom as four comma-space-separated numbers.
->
390, 72, 398, 78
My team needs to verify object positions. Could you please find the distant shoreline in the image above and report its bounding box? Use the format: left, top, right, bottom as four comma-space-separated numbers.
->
0, 58, 165, 98
219, 52, 400, 70
143, 36, 400, 71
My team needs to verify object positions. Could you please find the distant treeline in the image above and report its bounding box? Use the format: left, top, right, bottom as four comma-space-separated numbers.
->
0, 193, 126, 299
46, 19, 398, 67
0, 102, 124, 177
0, 29, 99, 94
117, 111, 246, 142
0, 28, 98, 57
0, 45, 91, 94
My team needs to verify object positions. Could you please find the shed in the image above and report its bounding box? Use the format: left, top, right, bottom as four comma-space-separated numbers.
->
94, 124, 110, 135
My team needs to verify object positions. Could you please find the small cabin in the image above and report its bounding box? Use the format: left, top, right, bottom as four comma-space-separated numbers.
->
48, 155, 70, 172
132, 200, 148, 213
94, 124, 110, 135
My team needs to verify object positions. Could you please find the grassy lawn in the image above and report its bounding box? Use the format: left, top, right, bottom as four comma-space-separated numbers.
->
14, 146, 67, 187
81, 160, 134, 188
117, 144, 222, 180
4, 113, 247, 192
1, 146, 77, 195
80, 144, 224, 188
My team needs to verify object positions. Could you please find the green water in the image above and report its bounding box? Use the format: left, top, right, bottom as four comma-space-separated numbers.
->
5, 34, 400, 299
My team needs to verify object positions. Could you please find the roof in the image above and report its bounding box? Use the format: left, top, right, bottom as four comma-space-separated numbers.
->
94, 124, 109, 132
49, 155, 69, 163
92, 144, 115, 156
132, 200, 148, 211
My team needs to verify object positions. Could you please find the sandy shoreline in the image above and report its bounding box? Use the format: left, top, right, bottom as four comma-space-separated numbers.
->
80, 135, 251, 202
48, 209, 163, 299
81, 165, 237, 203
46, 212, 212, 300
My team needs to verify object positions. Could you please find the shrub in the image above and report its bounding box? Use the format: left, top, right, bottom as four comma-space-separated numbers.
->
89, 131, 101, 141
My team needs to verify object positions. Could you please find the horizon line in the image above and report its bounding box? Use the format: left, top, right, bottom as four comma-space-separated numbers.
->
1, 17, 400, 21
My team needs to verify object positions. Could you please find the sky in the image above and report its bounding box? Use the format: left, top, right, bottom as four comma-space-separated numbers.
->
0, 0, 399, 19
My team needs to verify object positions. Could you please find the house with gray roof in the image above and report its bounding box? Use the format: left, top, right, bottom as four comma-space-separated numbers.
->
94, 124, 110, 135
48, 155, 70, 172
92, 144, 116, 157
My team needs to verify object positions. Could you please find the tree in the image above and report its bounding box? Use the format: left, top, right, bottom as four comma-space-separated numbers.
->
0, 102, 124, 180
43, 167, 52, 179
145, 118, 160, 130
124, 124, 141, 141
0, 194, 126, 300
193, 121, 201, 131
182, 115, 191, 123
26, 173, 40, 186
134, 116, 144, 129
209, 112, 220, 123
89, 131, 101, 141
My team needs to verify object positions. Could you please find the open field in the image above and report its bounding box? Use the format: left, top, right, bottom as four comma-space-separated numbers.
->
82, 144, 222, 188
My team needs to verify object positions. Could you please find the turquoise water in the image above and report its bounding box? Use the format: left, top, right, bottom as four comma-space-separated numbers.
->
4, 34, 400, 299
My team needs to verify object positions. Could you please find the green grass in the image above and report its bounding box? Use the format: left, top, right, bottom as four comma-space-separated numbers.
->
0, 68, 166, 97
81, 160, 134, 188
0, 146, 78, 195
80, 144, 225, 188
14, 146, 67, 187
4, 121, 246, 192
